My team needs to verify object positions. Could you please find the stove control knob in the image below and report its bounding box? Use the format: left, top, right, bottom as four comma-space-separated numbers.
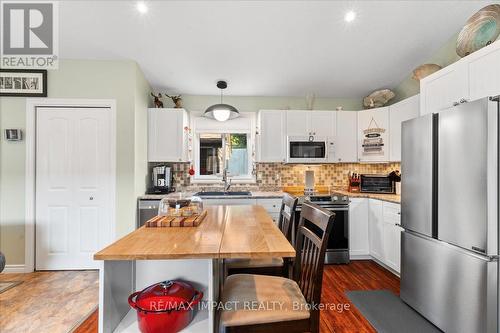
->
332, 196, 338, 201
342, 196, 348, 201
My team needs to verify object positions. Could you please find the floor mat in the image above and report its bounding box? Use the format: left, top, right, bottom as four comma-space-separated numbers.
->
0, 281, 22, 294
346, 290, 442, 333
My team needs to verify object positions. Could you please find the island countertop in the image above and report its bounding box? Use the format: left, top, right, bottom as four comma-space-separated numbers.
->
94, 205, 295, 260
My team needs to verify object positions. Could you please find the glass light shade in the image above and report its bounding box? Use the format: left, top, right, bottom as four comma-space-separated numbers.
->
204, 103, 239, 122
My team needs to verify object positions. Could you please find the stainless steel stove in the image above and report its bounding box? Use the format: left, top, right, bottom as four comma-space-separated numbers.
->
296, 192, 350, 264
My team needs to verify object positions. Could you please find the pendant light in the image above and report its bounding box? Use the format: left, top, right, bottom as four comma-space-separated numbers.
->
204, 80, 240, 122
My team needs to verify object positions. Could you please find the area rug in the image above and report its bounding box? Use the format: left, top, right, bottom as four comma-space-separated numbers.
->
346, 290, 442, 333
0, 281, 22, 294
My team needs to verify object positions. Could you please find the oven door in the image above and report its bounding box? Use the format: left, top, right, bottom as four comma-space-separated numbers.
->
302, 206, 350, 264
287, 136, 327, 163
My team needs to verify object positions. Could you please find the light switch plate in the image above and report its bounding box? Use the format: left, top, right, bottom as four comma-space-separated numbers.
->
4, 129, 22, 141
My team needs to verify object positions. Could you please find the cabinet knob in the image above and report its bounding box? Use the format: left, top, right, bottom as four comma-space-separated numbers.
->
338, 158, 341, 161
453, 101, 460, 107
459, 98, 468, 104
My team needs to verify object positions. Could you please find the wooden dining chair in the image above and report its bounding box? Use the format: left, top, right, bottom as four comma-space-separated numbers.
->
219, 202, 335, 333
224, 193, 298, 277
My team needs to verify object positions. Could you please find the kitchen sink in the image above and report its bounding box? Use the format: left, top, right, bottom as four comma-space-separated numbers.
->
194, 191, 252, 197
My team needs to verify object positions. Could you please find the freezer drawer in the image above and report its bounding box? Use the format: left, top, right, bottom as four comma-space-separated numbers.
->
437, 98, 498, 255
401, 231, 498, 333
401, 113, 434, 237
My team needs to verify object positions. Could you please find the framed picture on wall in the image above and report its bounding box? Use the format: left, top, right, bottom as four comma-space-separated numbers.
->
0, 69, 47, 97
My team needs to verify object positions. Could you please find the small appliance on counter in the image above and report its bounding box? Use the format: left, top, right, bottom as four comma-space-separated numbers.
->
360, 173, 395, 194
128, 280, 203, 333
147, 165, 174, 194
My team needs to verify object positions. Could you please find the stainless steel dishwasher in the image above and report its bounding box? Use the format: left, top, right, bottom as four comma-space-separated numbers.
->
137, 199, 161, 228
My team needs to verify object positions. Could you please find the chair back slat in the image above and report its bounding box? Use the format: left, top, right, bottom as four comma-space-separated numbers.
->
278, 193, 298, 243
293, 202, 335, 305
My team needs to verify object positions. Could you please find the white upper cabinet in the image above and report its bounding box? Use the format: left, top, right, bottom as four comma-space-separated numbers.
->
335, 111, 358, 163
148, 108, 189, 162
357, 107, 390, 162
420, 41, 500, 115
257, 110, 286, 162
467, 41, 500, 101
286, 110, 310, 136
420, 62, 468, 115
389, 95, 420, 161
309, 111, 335, 137
286, 110, 335, 137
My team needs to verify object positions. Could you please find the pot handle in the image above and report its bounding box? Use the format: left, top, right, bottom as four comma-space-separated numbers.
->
128, 291, 141, 309
189, 290, 204, 307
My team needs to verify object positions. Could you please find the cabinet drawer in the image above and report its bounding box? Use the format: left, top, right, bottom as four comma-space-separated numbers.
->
256, 198, 282, 213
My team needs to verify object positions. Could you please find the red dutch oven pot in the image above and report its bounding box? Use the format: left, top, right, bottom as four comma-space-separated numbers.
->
128, 280, 203, 333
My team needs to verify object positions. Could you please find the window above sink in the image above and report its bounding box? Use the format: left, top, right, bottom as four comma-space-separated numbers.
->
191, 113, 256, 184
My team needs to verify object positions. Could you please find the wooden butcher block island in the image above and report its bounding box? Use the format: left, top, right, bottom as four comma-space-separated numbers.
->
94, 205, 295, 333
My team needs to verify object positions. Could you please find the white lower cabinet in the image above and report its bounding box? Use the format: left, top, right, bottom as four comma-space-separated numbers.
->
203, 197, 283, 225
349, 198, 369, 257
256, 198, 282, 225
203, 198, 257, 206
350, 198, 402, 274
368, 199, 384, 261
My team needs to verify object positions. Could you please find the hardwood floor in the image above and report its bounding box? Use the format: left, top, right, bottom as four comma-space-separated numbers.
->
0, 270, 98, 333
74, 260, 399, 333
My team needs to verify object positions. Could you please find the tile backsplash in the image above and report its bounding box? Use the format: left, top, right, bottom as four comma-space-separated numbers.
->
159, 162, 400, 192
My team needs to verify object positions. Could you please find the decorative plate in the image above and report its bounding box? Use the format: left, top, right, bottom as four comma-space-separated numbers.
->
456, 4, 500, 57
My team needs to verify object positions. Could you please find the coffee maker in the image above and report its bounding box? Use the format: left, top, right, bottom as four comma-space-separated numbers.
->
147, 165, 173, 194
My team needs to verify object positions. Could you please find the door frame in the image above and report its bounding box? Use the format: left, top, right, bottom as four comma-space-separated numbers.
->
25, 98, 117, 272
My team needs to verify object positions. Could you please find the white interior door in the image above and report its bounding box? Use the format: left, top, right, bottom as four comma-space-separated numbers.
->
36, 107, 114, 270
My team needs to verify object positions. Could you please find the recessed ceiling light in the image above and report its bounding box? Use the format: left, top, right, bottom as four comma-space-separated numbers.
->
136, 1, 148, 14
344, 10, 356, 23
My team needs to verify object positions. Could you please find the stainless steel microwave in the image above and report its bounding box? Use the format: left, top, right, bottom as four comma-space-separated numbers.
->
286, 136, 334, 163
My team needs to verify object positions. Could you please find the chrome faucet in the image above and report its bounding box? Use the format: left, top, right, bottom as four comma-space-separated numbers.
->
222, 168, 231, 192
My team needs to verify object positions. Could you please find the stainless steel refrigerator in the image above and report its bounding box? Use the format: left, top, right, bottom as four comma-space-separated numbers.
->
400, 96, 499, 333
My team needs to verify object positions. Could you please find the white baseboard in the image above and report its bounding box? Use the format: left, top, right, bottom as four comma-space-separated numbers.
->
1, 264, 26, 274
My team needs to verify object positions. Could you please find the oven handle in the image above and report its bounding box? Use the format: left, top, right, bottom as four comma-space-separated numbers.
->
316, 206, 349, 211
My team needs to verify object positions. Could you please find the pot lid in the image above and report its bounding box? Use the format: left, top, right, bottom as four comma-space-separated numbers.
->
134, 280, 197, 312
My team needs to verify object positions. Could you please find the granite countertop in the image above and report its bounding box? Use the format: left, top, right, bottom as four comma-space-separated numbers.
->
139, 189, 400, 204
335, 190, 401, 204
138, 191, 285, 200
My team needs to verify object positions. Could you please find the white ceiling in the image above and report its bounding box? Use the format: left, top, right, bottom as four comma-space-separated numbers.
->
59, 1, 492, 97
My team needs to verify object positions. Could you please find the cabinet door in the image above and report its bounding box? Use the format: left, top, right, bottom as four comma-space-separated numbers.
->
382, 222, 402, 273
309, 111, 335, 136
286, 111, 310, 136
257, 111, 286, 162
148, 108, 186, 162
357, 107, 390, 162
420, 62, 469, 115
389, 95, 420, 161
349, 198, 369, 257
467, 43, 500, 101
334, 111, 357, 162
368, 199, 384, 260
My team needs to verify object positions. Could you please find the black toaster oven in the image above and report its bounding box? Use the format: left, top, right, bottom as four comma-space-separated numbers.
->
360, 174, 395, 194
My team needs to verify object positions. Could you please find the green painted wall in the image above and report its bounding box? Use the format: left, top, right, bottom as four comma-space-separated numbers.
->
0, 59, 151, 266
162, 94, 362, 112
